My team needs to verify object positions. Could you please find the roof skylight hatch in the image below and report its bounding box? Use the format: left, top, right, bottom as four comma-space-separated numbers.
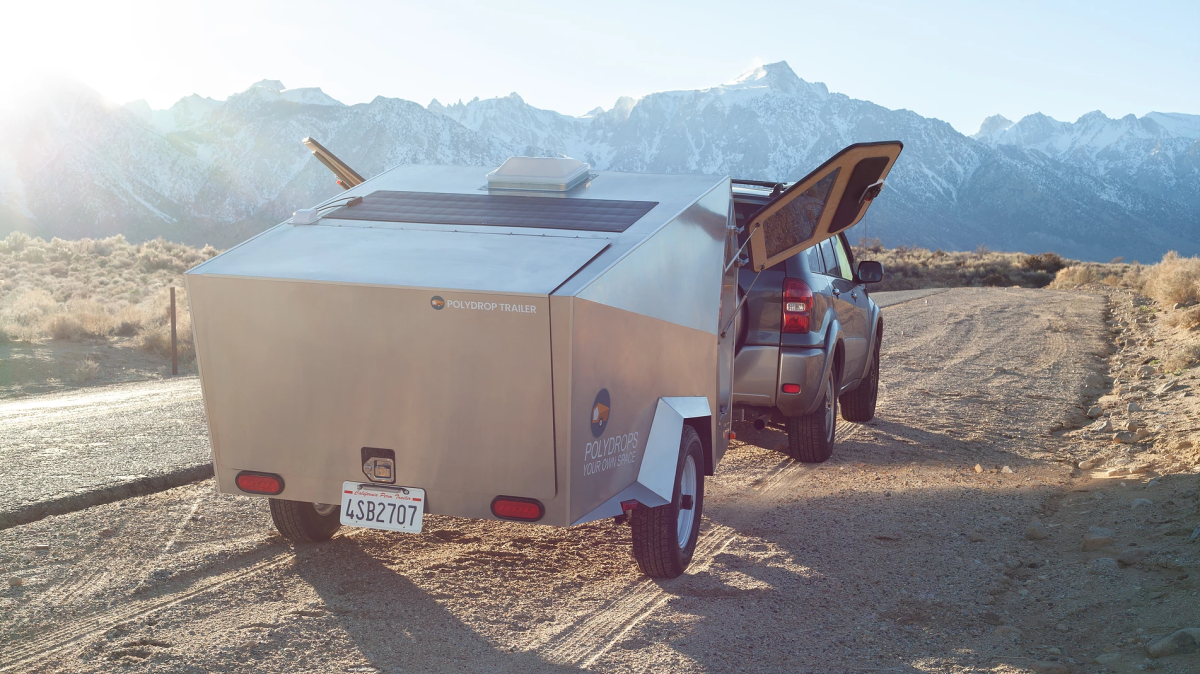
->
486, 156, 592, 192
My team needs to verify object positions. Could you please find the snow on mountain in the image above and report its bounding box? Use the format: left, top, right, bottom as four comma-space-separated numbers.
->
1, 64, 1195, 261
124, 94, 222, 134
1145, 112, 1200, 139
975, 109, 1200, 211
430, 61, 1196, 260
972, 114, 1014, 138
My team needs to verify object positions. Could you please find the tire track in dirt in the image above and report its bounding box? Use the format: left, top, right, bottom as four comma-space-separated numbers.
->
539, 423, 863, 667
0, 552, 292, 672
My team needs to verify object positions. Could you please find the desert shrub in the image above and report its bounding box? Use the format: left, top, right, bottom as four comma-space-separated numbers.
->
1049, 265, 1101, 288
1142, 251, 1200, 305
858, 237, 884, 253
46, 314, 83, 340
1163, 339, 1200, 371
1165, 306, 1200, 332
113, 305, 143, 336
0, 234, 216, 347
72, 358, 100, 384
1021, 252, 1067, 273
1, 231, 31, 254
68, 299, 118, 337
137, 287, 195, 362
0, 289, 57, 341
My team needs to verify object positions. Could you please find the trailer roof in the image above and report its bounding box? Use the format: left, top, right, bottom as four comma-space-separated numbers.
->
188, 164, 728, 297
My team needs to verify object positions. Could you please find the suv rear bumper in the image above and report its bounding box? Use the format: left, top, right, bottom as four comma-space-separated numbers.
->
775, 347, 828, 417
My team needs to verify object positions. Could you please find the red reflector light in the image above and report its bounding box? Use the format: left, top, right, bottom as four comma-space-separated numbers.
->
782, 277, 813, 334
782, 383, 801, 394
235, 471, 284, 495
491, 497, 544, 521
620, 499, 641, 511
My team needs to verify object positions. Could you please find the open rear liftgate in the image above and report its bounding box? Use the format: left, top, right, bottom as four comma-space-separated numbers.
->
187, 143, 902, 577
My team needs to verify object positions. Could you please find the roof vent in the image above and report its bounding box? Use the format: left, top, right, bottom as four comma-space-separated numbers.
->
486, 156, 591, 192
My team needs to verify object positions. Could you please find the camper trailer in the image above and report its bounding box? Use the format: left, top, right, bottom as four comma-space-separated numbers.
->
185, 140, 902, 578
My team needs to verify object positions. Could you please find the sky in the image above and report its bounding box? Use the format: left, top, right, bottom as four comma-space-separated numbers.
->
2, 0, 1197, 135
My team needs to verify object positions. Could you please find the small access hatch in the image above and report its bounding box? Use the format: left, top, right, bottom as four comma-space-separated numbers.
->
486, 156, 591, 192
745, 141, 903, 272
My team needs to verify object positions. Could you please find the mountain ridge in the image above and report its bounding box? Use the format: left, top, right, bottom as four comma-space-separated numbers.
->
1, 62, 1196, 261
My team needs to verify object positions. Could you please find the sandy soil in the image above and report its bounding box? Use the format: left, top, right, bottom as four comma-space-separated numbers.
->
0, 338, 192, 400
2, 287, 1198, 673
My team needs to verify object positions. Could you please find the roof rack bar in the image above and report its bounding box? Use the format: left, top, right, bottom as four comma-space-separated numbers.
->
731, 178, 784, 188
731, 178, 786, 197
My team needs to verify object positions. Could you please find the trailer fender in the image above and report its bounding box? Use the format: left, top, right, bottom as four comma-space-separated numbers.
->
570, 396, 711, 525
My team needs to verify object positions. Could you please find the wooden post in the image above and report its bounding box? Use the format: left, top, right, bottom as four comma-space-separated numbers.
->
170, 287, 178, 376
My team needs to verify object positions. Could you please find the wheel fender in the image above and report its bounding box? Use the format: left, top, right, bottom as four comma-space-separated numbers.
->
858, 306, 883, 381
804, 322, 842, 416
570, 396, 710, 525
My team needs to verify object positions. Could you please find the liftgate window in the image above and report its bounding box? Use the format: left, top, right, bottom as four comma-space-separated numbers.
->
326, 191, 658, 233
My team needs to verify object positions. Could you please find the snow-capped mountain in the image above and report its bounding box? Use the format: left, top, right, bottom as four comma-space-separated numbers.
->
1, 63, 1195, 261
973, 109, 1200, 212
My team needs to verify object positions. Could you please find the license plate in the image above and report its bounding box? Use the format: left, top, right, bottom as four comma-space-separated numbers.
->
339, 481, 424, 533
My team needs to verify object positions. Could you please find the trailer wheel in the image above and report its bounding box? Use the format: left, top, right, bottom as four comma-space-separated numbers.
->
631, 425, 704, 578
840, 338, 880, 422
269, 499, 341, 543
785, 373, 837, 463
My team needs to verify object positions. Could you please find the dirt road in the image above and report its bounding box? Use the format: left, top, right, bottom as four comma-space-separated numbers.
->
2, 287, 1198, 673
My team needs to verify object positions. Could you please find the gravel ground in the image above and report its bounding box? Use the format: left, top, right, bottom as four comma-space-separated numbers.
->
2, 287, 1198, 673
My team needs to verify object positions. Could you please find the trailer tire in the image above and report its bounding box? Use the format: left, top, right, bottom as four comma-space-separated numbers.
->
785, 373, 837, 463
269, 499, 341, 543
840, 338, 880, 422
630, 425, 704, 579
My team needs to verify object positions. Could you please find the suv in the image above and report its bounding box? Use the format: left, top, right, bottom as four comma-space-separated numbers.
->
731, 182, 884, 462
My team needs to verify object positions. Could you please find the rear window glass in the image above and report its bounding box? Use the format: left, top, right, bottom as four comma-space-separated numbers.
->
830, 237, 853, 281
803, 246, 824, 273
818, 239, 839, 276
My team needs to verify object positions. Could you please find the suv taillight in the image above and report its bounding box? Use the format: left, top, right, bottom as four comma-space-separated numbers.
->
782, 278, 812, 334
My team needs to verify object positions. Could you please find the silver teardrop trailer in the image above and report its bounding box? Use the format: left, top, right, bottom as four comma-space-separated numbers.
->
185, 140, 902, 578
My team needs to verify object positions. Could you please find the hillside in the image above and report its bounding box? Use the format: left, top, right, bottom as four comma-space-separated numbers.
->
0, 64, 1196, 261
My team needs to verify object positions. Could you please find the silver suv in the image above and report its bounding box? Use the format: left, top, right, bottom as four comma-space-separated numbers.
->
731, 182, 884, 462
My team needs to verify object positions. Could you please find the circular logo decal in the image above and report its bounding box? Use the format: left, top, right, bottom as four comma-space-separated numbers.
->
430, 295, 445, 310
590, 389, 610, 438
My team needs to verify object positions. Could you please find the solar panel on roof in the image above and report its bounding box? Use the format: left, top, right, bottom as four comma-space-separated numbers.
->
324, 190, 658, 233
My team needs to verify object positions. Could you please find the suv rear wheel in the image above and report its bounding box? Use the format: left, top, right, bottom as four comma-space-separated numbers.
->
785, 374, 837, 463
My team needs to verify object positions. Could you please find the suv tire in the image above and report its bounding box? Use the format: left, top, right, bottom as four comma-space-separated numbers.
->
269, 499, 341, 543
785, 373, 837, 463
631, 425, 704, 578
841, 336, 880, 422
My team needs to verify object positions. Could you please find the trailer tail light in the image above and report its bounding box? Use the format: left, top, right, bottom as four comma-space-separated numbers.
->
491, 497, 544, 521
782, 277, 813, 334
235, 471, 284, 495
781, 383, 801, 394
